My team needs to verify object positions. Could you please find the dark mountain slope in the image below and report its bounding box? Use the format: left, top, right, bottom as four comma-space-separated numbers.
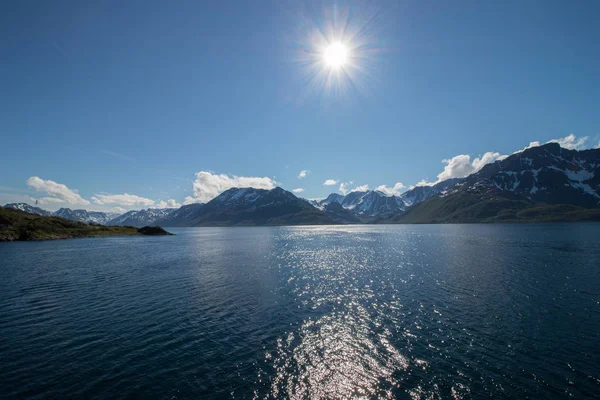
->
166, 187, 332, 226
153, 203, 205, 227
387, 144, 600, 223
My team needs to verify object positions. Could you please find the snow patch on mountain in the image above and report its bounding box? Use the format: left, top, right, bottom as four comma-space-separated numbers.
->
53, 208, 118, 224
316, 190, 407, 217
4, 203, 52, 216
461, 143, 600, 207
107, 208, 174, 227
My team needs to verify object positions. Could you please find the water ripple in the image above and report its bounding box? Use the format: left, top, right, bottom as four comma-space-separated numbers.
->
0, 224, 599, 399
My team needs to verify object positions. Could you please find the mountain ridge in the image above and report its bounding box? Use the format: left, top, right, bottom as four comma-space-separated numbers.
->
4, 143, 599, 226
107, 208, 175, 227
0, 207, 172, 241
388, 144, 600, 223
160, 187, 332, 226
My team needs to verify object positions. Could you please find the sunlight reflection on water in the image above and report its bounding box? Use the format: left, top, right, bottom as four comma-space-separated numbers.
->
1, 224, 599, 399
255, 224, 600, 399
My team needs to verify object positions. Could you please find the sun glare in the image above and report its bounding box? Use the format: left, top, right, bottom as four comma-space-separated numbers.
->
324, 42, 349, 69
289, 3, 382, 100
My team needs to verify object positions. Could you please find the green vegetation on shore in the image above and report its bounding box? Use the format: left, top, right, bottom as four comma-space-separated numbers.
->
0, 207, 172, 242
386, 192, 600, 224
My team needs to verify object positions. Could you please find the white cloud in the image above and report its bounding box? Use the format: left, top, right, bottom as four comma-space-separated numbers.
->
91, 193, 155, 206
416, 179, 434, 187
339, 182, 368, 195
298, 170, 309, 179
323, 179, 338, 186
407, 179, 435, 190
376, 182, 405, 196
351, 184, 369, 193
515, 134, 590, 153
111, 207, 127, 214
435, 151, 506, 183
339, 182, 349, 195
189, 171, 276, 203
514, 141, 541, 153
183, 196, 199, 205
292, 188, 305, 193
154, 199, 181, 209
471, 152, 507, 170
26, 176, 90, 205
410, 133, 591, 190
548, 133, 588, 150
36, 197, 67, 205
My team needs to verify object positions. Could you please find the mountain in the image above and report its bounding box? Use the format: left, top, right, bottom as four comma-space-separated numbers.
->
320, 193, 345, 206
4, 203, 52, 216
315, 179, 467, 221
321, 202, 362, 224
390, 188, 600, 223
5, 204, 122, 224
316, 190, 406, 220
0, 207, 165, 241
53, 208, 119, 224
5, 143, 597, 227
160, 187, 332, 226
400, 178, 465, 206
153, 203, 205, 227
388, 143, 600, 223
107, 208, 175, 227
461, 143, 600, 208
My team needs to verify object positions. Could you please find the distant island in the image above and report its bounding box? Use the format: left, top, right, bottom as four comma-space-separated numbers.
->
3, 144, 599, 227
0, 207, 173, 242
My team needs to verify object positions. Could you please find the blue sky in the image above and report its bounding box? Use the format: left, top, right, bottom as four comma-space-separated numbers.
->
1, 0, 599, 211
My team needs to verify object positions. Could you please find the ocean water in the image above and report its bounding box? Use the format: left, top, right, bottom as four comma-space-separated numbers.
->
0, 224, 599, 399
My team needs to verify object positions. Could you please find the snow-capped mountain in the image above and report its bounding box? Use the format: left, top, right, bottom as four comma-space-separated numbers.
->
159, 187, 331, 226
462, 143, 599, 207
320, 202, 362, 224
400, 178, 465, 206
4, 203, 53, 216
4, 203, 124, 224
107, 208, 175, 227
389, 143, 600, 223
53, 208, 119, 224
5, 143, 598, 227
319, 193, 345, 206
153, 203, 205, 227
317, 190, 407, 217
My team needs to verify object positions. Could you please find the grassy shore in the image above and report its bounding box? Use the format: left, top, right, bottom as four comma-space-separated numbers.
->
0, 207, 170, 242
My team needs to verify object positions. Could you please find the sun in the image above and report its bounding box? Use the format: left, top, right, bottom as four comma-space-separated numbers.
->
288, 3, 382, 100
323, 42, 349, 69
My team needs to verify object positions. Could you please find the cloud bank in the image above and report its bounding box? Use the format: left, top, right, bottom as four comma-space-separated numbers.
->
27, 176, 90, 205
514, 133, 589, 153
414, 133, 590, 188
351, 184, 369, 193
92, 193, 155, 206
435, 152, 507, 183
154, 199, 181, 209
376, 182, 406, 196
339, 182, 369, 195
188, 171, 277, 203
18, 134, 594, 211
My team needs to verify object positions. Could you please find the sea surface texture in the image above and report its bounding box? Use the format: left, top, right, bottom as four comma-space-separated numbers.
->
1, 224, 599, 399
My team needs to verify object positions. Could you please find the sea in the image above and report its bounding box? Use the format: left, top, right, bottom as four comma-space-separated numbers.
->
1, 224, 599, 399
